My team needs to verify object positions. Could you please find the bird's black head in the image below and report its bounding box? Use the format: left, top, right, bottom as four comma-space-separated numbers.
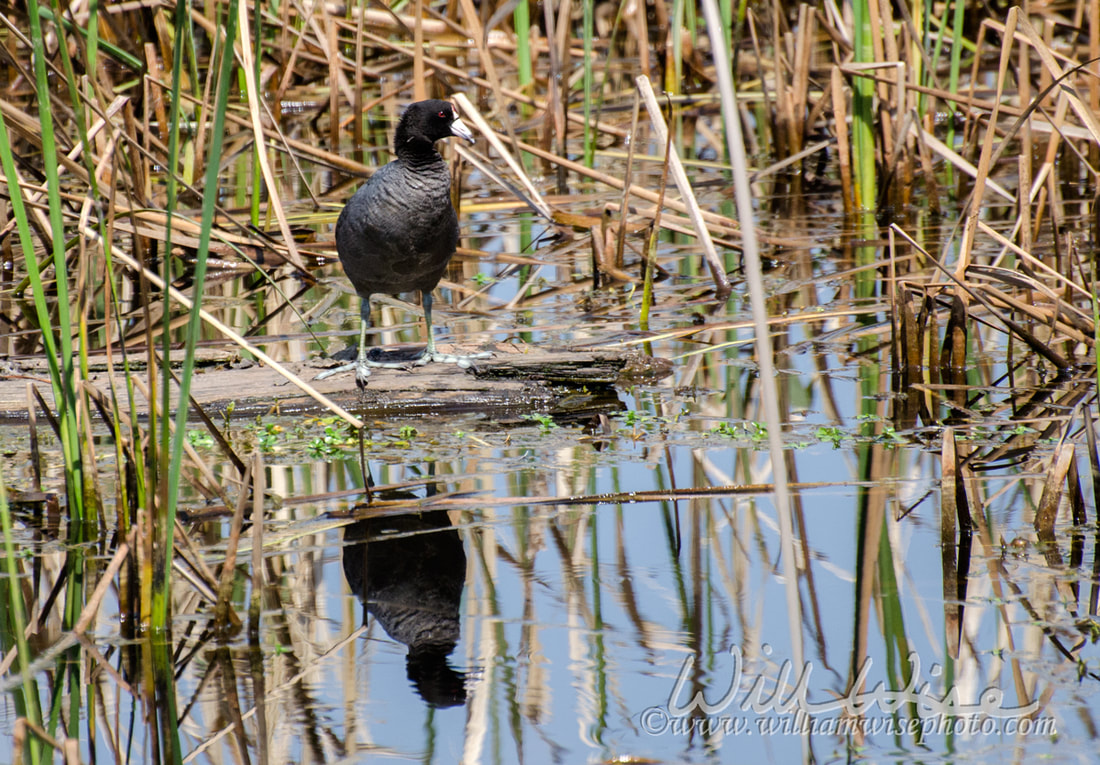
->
395, 99, 475, 152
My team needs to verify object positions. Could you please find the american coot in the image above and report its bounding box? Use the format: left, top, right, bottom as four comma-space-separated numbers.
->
323, 99, 487, 388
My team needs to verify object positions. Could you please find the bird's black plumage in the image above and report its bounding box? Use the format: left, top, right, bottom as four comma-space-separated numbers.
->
328, 99, 481, 388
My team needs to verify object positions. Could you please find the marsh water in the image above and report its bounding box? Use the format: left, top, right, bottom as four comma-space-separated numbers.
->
3, 107, 1099, 765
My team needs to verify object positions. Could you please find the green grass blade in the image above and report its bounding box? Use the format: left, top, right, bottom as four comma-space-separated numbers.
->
852, 0, 878, 210
514, 0, 533, 115
0, 477, 44, 765
25, 0, 85, 524
945, 0, 967, 187
152, 0, 241, 631
34, 4, 142, 71
150, 0, 194, 632
583, 0, 595, 166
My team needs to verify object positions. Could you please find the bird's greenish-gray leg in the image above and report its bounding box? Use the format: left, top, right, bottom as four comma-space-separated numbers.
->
414, 292, 490, 368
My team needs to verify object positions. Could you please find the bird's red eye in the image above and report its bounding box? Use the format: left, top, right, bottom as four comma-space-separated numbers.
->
438, 110, 447, 118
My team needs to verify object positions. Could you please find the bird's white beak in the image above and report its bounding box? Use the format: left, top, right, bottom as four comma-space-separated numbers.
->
449, 116, 476, 144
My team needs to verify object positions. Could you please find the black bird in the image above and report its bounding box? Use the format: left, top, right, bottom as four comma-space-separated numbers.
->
324, 99, 485, 387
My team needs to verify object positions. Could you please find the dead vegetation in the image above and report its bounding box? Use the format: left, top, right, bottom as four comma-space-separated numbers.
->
3, 0, 1100, 760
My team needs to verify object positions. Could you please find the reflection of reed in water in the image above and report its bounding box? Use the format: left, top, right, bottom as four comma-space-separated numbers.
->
342, 509, 467, 707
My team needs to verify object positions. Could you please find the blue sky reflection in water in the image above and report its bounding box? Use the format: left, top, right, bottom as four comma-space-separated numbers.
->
168, 389, 1092, 765
4, 225, 1097, 762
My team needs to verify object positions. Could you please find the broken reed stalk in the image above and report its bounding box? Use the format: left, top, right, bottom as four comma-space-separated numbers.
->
940, 427, 963, 659
701, 0, 801, 670
909, 122, 1016, 202
514, 137, 741, 236
582, 0, 596, 167
213, 458, 252, 635
74, 529, 137, 635
957, 8, 1018, 283
249, 451, 264, 635
453, 93, 553, 220
235, 2, 305, 272
0, 476, 45, 746
889, 225, 1076, 371
635, 74, 732, 301
1035, 443, 1077, 542
12, 719, 68, 765
639, 100, 673, 331
615, 92, 642, 270
831, 66, 854, 213
106, 248, 364, 430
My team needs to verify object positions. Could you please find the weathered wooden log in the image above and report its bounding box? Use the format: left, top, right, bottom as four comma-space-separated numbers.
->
0, 345, 671, 421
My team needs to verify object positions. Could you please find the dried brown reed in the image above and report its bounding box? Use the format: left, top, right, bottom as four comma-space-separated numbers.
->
4, 0, 1100, 756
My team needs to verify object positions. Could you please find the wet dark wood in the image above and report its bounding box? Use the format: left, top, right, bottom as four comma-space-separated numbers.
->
0, 345, 671, 422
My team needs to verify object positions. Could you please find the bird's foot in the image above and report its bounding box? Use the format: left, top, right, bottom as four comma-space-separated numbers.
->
316, 348, 492, 387
351, 348, 432, 389
315, 361, 357, 381
315, 348, 419, 388
412, 349, 494, 369
315, 360, 377, 389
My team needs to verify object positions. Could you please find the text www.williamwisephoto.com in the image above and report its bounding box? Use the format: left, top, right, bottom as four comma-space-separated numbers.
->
639, 645, 1057, 739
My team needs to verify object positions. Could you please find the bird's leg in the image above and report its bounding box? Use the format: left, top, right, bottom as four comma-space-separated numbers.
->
351, 295, 430, 375
413, 292, 492, 368
318, 292, 492, 383
317, 294, 421, 385
314, 298, 369, 382
352, 296, 374, 388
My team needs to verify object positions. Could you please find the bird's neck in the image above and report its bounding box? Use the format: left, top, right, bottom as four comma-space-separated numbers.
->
395, 136, 444, 167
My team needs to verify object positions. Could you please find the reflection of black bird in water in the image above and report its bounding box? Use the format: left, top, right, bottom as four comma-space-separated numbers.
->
342, 510, 467, 707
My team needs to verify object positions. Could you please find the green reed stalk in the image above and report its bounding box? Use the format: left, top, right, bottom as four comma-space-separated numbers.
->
875, 510, 910, 686
853, 455, 921, 737
23, 1, 85, 526
0, 479, 44, 765
250, 1, 264, 226
152, 0, 240, 631
668, 0, 684, 95
640, 99, 671, 333
924, 3, 944, 119
589, 515, 609, 739
34, 5, 141, 70
515, 0, 533, 114
944, 0, 966, 187
583, 0, 595, 166
0, 18, 103, 733
668, 0, 685, 152
876, 512, 920, 735
152, 637, 184, 765
639, 232, 658, 332
152, 0, 191, 632
46, 0, 115, 533
851, 0, 877, 211
85, 0, 99, 79
733, 0, 748, 74
722, 0, 734, 63
909, 0, 925, 116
